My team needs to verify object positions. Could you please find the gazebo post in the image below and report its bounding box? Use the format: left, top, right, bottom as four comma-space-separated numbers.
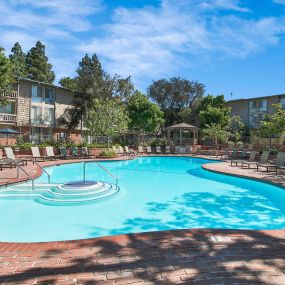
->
179, 128, 182, 145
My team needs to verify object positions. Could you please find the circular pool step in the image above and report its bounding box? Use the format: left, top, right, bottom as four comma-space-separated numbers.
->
0, 181, 120, 205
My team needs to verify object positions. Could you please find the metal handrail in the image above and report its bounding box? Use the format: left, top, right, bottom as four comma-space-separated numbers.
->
33, 161, 50, 184
12, 159, 35, 190
83, 161, 119, 188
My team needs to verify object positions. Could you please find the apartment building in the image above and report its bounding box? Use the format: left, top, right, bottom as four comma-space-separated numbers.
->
226, 94, 285, 128
0, 78, 81, 144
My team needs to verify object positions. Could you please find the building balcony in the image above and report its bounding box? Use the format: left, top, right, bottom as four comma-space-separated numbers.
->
1, 90, 18, 101
0, 113, 17, 124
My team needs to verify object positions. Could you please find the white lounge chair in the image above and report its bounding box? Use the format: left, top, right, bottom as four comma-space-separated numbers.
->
146, 146, 152, 154
4, 147, 28, 166
31, 147, 46, 162
46, 146, 60, 160
138, 146, 144, 155
156, 146, 161, 154
165, 146, 171, 154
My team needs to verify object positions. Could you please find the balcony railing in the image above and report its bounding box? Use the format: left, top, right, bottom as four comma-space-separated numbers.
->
0, 90, 18, 100
0, 113, 17, 123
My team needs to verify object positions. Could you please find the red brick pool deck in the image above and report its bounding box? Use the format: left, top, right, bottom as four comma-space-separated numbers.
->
0, 156, 285, 284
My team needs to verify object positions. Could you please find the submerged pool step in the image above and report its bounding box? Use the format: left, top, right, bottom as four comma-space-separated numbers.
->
0, 182, 119, 205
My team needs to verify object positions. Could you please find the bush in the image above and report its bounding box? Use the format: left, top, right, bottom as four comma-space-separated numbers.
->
148, 138, 167, 147
98, 150, 117, 157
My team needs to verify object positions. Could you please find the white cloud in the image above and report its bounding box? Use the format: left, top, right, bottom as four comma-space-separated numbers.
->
78, 0, 285, 84
273, 0, 285, 4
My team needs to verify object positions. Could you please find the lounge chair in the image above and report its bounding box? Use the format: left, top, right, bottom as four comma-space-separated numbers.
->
156, 146, 161, 154
138, 146, 144, 155
4, 147, 28, 166
59, 147, 74, 159
146, 146, 152, 154
71, 146, 79, 158
81, 147, 95, 159
241, 150, 270, 169
118, 146, 127, 156
175, 146, 180, 154
231, 150, 257, 167
31, 147, 47, 163
185, 146, 192, 154
124, 146, 136, 156
0, 158, 14, 170
228, 149, 238, 159
257, 152, 285, 174
165, 146, 171, 154
180, 147, 186, 154
46, 146, 60, 160
112, 146, 120, 156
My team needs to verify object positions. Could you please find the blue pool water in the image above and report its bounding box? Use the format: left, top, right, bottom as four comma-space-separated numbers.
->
0, 156, 285, 242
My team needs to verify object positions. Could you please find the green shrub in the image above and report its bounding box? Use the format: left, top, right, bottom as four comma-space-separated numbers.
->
98, 150, 117, 157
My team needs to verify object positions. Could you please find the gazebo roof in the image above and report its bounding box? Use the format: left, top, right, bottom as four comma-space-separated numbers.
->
166, 123, 198, 130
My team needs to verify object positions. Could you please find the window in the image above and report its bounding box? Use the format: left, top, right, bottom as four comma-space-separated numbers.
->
44, 88, 54, 104
32, 86, 43, 103
44, 108, 54, 125
31, 106, 42, 125
0, 102, 13, 114
249, 101, 257, 112
258, 99, 267, 112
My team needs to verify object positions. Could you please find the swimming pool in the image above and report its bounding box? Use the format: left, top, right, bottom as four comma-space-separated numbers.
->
0, 156, 285, 242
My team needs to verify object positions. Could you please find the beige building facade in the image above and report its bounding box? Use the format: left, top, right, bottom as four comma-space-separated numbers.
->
226, 94, 285, 128
0, 78, 81, 144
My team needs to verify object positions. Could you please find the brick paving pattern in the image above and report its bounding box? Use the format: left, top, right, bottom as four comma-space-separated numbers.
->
0, 229, 285, 284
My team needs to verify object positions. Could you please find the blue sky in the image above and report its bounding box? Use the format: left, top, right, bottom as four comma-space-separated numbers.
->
0, 0, 285, 100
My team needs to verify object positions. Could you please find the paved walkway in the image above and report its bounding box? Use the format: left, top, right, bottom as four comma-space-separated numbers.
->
0, 229, 285, 284
0, 155, 284, 284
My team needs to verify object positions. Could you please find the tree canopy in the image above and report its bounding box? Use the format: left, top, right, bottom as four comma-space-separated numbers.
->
0, 47, 13, 104
26, 41, 55, 83
59, 77, 77, 90
86, 99, 129, 138
9, 42, 27, 78
198, 94, 231, 128
127, 91, 164, 134
147, 77, 205, 126
258, 103, 285, 138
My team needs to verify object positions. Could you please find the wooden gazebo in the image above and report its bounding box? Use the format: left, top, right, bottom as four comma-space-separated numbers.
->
166, 123, 199, 145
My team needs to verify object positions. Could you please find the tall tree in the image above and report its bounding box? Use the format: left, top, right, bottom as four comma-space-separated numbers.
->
26, 41, 55, 83
147, 77, 205, 126
9, 42, 27, 78
113, 76, 135, 102
59, 77, 77, 90
87, 99, 129, 139
127, 91, 164, 134
0, 47, 13, 104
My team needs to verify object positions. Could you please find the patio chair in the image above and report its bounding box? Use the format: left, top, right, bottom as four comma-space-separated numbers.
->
156, 146, 161, 154
124, 146, 136, 156
112, 146, 120, 156
231, 150, 257, 167
185, 146, 192, 154
81, 147, 95, 159
241, 150, 270, 169
31, 147, 47, 163
71, 146, 79, 158
180, 147, 186, 154
118, 146, 127, 156
59, 147, 74, 159
228, 149, 238, 159
4, 147, 28, 166
46, 146, 60, 160
165, 146, 171, 154
146, 146, 152, 154
257, 152, 285, 174
0, 157, 14, 171
175, 146, 180, 154
138, 146, 144, 155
